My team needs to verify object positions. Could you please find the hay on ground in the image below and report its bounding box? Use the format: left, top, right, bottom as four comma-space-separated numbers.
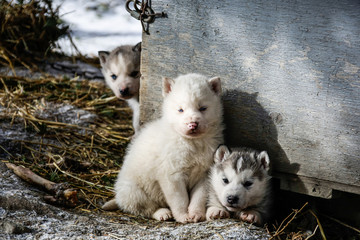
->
0, 73, 132, 211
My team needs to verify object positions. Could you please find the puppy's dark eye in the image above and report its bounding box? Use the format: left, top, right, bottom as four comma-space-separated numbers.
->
111, 74, 117, 80
129, 71, 139, 78
178, 108, 184, 113
243, 181, 253, 188
199, 106, 207, 112
222, 178, 229, 184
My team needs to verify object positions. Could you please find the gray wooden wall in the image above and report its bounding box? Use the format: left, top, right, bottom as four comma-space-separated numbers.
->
139, 0, 360, 198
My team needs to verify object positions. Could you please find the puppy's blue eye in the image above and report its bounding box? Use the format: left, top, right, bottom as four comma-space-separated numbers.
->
199, 106, 207, 112
178, 108, 184, 113
223, 178, 229, 184
111, 74, 117, 80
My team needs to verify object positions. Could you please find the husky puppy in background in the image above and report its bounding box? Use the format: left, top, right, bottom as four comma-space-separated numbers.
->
98, 42, 141, 133
111, 73, 224, 223
206, 145, 272, 225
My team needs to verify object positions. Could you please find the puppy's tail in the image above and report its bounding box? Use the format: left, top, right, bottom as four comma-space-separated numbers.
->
102, 199, 119, 211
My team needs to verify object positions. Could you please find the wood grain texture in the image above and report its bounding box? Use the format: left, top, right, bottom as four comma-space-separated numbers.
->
140, 0, 360, 196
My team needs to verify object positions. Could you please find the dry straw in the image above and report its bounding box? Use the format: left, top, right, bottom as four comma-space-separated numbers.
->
0, 74, 132, 210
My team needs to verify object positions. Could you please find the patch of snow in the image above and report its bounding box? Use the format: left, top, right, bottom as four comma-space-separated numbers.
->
35, 102, 97, 126
54, 0, 142, 56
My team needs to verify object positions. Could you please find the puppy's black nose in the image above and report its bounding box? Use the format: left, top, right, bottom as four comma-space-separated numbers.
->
120, 87, 130, 96
227, 195, 239, 204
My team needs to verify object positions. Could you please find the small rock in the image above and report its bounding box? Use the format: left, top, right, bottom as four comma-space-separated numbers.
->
2, 221, 32, 234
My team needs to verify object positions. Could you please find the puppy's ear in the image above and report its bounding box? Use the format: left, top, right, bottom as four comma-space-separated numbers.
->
98, 51, 109, 65
132, 42, 142, 52
208, 77, 221, 96
257, 151, 270, 171
162, 77, 174, 97
214, 145, 230, 163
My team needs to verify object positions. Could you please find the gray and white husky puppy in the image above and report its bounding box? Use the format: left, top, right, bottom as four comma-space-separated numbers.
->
206, 145, 272, 225
98, 42, 141, 133
112, 73, 224, 223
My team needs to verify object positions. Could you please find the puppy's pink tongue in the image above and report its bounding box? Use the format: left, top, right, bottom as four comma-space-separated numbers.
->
187, 122, 198, 130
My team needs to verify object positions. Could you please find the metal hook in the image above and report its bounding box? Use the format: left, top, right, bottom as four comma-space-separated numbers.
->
125, 0, 166, 34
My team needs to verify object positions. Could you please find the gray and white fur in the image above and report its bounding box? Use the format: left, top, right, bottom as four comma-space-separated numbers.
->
206, 145, 271, 225
98, 42, 141, 133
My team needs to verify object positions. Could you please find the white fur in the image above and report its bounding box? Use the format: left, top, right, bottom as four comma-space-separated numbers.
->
127, 98, 140, 135
114, 73, 224, 223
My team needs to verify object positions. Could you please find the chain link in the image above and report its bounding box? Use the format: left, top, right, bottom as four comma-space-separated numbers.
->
125, 0, 166, 34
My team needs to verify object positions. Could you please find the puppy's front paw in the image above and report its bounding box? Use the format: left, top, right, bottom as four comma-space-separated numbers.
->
206, 206, 230, 220
189, 210, 206, 223
238, 210, 261, 224
173, 213, 191, 223
153, 208, 173, 221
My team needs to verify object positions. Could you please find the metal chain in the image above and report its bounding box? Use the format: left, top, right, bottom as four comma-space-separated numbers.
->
125, 0, 166, 34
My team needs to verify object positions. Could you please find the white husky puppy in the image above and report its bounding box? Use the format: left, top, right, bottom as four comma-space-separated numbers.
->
113, 73, 224, 223
98, 42, 141, 133
206, 145, 271, 225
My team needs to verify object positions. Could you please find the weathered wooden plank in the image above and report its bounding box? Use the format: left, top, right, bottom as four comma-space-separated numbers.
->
140, 0, 360, 197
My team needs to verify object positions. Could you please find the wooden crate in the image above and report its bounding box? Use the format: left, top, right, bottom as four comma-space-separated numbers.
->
139, 0, 360, 198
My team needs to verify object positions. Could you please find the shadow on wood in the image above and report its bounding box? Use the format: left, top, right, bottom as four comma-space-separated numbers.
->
223, 90, 305, 194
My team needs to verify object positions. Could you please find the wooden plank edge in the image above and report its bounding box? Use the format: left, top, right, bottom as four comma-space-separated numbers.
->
272, 172, 360, 199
